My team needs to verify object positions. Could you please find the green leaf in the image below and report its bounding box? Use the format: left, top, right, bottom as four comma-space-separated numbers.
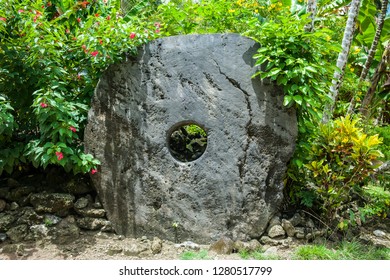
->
293, 95, 303, 105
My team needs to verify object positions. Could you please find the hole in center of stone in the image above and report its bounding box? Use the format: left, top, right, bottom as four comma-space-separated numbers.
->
168, 123, 207, 162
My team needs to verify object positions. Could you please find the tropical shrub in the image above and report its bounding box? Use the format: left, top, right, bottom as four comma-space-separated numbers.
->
294, 115, 384, 226
0, 0, 160, 175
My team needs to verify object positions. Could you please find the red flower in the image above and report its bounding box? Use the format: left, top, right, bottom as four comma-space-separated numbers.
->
130, 32, 136, 39
80, 1, 90, 9
55, 152, 64, 161
106, 15, 111, 20
99, 39, 103, 45
0, 17, 6, 21
95, 13, 99, 17
77, 18, 81, 23
40, 102, 48, 108
91, 169, 98, 175
65, 29, 70, 34
82, 44, 87, 50
18, 9, 24, 13
69, 126, 77, 133
90, 50, 98, 57
154, 22, 160, 28
155, 29, 160, 33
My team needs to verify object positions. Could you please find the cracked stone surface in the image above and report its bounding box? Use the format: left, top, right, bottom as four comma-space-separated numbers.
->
85, 34, 297, 243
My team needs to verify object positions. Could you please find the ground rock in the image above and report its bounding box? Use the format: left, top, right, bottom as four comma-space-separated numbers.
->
373, 230, 387, 238
74, 197, 90, 209
268, 225, 286, 238
289, 212, 304, 227
263, 246, 279, 257
151, 237, 163, 254
76, 217, 111, 231
30, 224, 49, 239
30, 193, 75, 216
85, 34, 297, 243
6, 186, 34, 206
75, 208, 106, 218
6, 224, 28, 242
282, 219, 295, 237
50, 216, 80, 245
210, 236, 235, 255
16, 207, 43, 225
175, 241, 200, 251
0, 213, 16, 232
0, 199, 7, 212
123, 241, 150, 257
61, 177, 93, 195
234, 239, 262, 252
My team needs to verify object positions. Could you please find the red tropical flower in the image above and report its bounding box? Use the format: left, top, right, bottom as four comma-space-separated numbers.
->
80, 1, 90, 9
0, 17, 6, 21
55, 152, 64, 161
18, 9, 24, 13
155, 29, 160, 33
130, 32, 136, 39
90, 50, 98, 57
154, 22, 161, 28
40, 102, 48, 108
106, 15, 111, 20
77, 18, 81, 23
69, 126, 77, 133
91, 169, 98, 175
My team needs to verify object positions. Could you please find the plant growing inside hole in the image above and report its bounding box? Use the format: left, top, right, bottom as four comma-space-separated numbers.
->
169, 124, 207, 162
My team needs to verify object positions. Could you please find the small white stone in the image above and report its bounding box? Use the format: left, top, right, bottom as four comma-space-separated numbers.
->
373, 230, 387, 238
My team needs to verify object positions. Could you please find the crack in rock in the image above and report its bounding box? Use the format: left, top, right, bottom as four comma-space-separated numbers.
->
212, 59, 253, 182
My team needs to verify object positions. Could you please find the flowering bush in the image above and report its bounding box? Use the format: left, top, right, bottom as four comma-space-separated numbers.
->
0, 0, 161, 175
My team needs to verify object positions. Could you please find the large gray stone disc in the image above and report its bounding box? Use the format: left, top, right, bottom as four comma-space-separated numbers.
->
85, 34, 297, 243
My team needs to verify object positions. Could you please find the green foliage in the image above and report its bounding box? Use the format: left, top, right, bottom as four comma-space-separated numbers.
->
370, 125, 390, 160
180, 250, 211, 260
362, 185, 390, 218
293, 240, 390, 260
0, 0, 160, 175
248, 11, 340, 127
239, 249, 280, 260
154, 0, 261, 35
292, 115, 384, 225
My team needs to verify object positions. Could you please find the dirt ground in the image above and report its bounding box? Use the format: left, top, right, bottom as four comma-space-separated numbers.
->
0, 230, 299, 260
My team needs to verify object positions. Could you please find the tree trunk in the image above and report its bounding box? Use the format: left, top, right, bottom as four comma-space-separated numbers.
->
322, 0, 361, 124
347, 0, 389, 114
305, 0, 317, 32
360, 0, 389, 81
360, 42, 390, 117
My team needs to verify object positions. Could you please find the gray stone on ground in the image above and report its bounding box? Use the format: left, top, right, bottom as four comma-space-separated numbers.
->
282, 219, 295, 237
30, 193, 75, 216
175, 241, 200, 251
373, 230, 387, 238
234, 239, 262, 252
0, 199, 6, 212
76, 217, 112, 231
74, 197, 90, 209
268, 225, 286, 238
6, 224, 28, 242
75, 208, 106, 218
151, 237, 163, 254
85, 34, 297, 242
209, 236, 235, 255
0, 213, 16, 232
289, 212, 304, 227
50, 216, 80, 245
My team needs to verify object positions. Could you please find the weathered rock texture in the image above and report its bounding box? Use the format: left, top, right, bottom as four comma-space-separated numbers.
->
84, 34, 297, 243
